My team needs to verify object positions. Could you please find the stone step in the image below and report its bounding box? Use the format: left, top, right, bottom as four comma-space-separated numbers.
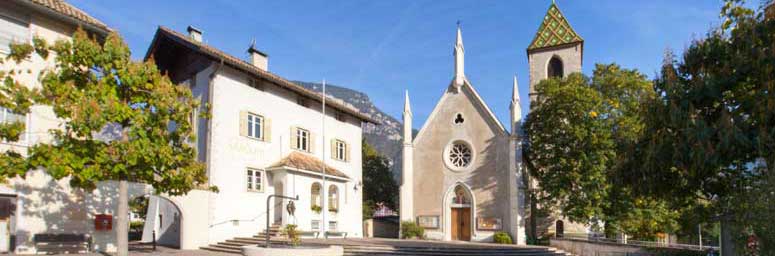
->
200, 245, 240, 254
342, 245, 561, 253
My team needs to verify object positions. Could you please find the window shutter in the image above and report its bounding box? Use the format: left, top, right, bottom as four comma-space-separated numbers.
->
263, 118, 272, 142
290, 127, 298, 150
345, 142, 351, 162
330, 139, 336, 159
239, 111, 247, 137
309, 132, 316, 153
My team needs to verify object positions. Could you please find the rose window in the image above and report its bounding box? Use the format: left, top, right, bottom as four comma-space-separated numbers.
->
448, 143, 472, 168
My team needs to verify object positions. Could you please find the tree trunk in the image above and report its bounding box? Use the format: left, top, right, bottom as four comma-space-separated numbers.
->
117, 180, 128, 256
720, 219, 735, 256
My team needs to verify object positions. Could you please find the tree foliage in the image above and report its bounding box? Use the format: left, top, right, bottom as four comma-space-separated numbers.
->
524, 64, 678, 238
4, 29, 213, 194
627, 1, 775, 253
1, 29, 213, 255
362, 139, 398, 218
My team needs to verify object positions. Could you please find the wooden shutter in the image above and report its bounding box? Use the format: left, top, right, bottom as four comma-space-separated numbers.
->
330, 139, 336, 159
309, 131, 316, 153
344, 142, 351, 162
239, 111, 247, 137
290, 127, 298, 150
263, 117, 272, 142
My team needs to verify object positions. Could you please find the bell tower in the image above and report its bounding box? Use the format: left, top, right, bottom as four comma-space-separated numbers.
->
526, 1, 584, 104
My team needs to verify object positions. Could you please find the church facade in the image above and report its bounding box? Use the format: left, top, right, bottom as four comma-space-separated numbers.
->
400, 2, 586, 244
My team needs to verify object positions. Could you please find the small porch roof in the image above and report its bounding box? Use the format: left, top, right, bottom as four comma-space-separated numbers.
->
266, 152, 350, 181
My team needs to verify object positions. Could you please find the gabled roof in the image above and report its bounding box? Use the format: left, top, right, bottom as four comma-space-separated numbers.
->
527, 2, 583, 51
14, 0, 110, 35
267, 152, 349, 181
145, 26, 378, 124
413, 78, 509, 144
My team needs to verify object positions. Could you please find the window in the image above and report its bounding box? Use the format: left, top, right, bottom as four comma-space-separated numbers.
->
333, 139, 347, 161
247, 113, 263, 139
548, 56, 564, 78
297, 97, 309, 108
328, 221, 338, 232
328, 185, 339, 212
240, 111, 270, 141
293, 128, 311, 152
247, 168, 264, 192
448, 142, 472, 168
0, 14, 29, 54
0, 107, 24, 124
311, 220, 320, 231
335, 112, 346, 122
454, 113, 464, 124
311, 182, 322, 210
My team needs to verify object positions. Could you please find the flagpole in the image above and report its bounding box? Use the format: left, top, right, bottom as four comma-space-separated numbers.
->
321, 79, 328, 239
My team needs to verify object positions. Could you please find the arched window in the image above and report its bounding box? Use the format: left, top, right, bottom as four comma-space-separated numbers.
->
451, 185, 471, 205
311, 183, 322, 212
548, 56, 564, 78
328, 185, 339, 212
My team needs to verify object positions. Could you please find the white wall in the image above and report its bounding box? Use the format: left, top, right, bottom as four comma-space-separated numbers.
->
201, 65, 363, 245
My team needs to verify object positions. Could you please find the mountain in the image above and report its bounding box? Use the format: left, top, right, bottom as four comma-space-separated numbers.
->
293, 81, 407, 181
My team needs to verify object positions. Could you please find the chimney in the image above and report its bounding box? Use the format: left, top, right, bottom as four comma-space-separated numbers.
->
248, 40, 269, 71
187, 26, 202, 43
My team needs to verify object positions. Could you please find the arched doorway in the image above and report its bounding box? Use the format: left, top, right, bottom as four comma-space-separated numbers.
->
446, 184, 473, 241
555, 220, 564, 238
141, 195, 183, 249
547, 56, 564, 78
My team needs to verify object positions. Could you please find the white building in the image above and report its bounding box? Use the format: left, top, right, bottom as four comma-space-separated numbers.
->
141, 26, 376, 249
0, 0, 152, 254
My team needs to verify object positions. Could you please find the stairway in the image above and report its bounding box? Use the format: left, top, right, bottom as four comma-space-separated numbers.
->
200, 224, 282, 254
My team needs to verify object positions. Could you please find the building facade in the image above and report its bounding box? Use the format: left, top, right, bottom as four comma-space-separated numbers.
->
141, 26, 375, 249
0, 0, 152, 254
400, 25, 527, 244
400, 2, 594, 244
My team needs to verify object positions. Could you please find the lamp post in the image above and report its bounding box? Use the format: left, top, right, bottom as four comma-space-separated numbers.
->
266, 194, 299, 248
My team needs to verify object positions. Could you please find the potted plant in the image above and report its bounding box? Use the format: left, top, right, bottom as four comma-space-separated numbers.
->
311, 204, 322, 214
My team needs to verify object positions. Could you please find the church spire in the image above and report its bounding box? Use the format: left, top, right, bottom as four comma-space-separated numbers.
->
454, 22, 465, 87
404, 90, 412, 115
510, 75, 522, 135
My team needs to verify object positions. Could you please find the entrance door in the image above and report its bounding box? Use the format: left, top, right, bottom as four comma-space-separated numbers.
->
273, 182, 283, 225
450, 208, 471, 241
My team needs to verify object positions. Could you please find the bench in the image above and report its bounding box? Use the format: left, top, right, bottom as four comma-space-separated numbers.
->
299, 231, 320, 239
325, 231, 347, 239
33, 234, 91, 254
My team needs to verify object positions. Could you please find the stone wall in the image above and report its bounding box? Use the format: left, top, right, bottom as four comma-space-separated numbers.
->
550, 238, 705, 256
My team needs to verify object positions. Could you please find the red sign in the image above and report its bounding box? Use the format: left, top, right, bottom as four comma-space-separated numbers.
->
94, 214, 112, 231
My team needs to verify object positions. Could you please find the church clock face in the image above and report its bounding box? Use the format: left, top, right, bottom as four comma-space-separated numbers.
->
444, 140, 475, 172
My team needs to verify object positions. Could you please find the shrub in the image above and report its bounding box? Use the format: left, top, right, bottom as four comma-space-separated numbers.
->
282, 224, 301, 246
493, 232, 513, 244
401, 221, 424, 239
129, 221, 145, 231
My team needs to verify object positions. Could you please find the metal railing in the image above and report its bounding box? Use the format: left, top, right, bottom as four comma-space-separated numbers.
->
558, 232, 719, 252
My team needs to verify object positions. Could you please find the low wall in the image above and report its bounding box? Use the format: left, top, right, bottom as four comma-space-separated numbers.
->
550, 238, 704, 256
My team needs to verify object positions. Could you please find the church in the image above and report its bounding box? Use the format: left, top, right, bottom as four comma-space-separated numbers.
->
399, 2, 585, 245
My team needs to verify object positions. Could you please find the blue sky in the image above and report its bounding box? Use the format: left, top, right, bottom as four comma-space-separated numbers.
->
72, 0, 754, 129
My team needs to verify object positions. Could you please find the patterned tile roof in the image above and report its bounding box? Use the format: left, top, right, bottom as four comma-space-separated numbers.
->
22, 0, 110, 32
267, 152, 350, 180
527, 2, 583, 51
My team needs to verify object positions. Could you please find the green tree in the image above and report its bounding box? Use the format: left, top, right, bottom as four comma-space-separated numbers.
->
524, 64, 677, 239
362, 140, 398, 218
628, 1, 775, 253
3, 29, 213, 255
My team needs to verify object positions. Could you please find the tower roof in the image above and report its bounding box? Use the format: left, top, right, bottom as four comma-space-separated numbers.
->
527, 2, 583, 51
